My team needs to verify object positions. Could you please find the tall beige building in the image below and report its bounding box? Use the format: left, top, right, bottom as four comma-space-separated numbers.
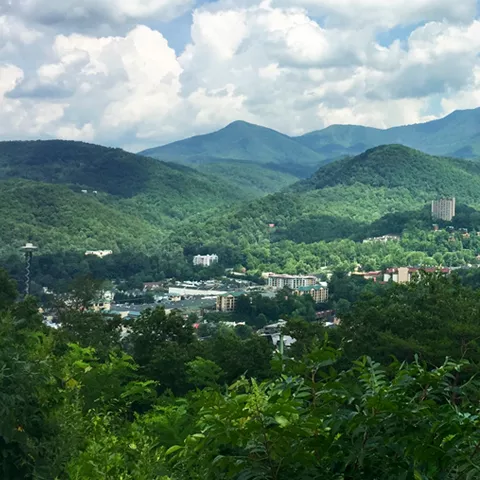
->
432, 198, 455, 221
216, 292, 246, 312
294, 284, 329, 303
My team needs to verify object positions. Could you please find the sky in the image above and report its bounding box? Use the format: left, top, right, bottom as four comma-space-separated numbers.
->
1, 0, 480, 152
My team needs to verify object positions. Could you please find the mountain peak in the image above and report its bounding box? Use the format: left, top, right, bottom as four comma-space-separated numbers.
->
224, 120, 258, 128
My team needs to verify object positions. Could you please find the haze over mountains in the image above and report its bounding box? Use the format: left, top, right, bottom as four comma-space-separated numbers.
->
140, 108, 480, 180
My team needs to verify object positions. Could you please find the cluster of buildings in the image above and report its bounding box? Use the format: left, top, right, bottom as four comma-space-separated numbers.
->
363, 235, 400, 244
216, 273, 329, 312
352, 266, 452, 284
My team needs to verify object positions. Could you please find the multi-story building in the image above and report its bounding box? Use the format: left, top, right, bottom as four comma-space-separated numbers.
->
294, 283, 329, 303
266, 273, 317, 290
432, 198, 456, 221
193, 254, 219, 267
216, 291, 246, 312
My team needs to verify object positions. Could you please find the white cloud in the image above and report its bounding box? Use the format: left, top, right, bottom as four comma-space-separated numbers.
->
272, 0, 477, 28
1, 25, 183, 142
0, 64, 24, 97
0, 15, 43, 57
0, 0, 479, 148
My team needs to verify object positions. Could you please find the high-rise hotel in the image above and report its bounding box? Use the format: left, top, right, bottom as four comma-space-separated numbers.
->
432, 198, 456, 221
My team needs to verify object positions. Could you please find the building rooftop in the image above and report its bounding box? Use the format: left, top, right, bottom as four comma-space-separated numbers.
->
266, 273, 317, 279
386, 267, 451, 274
296, 284, 328, 292
218, 291, 247, 298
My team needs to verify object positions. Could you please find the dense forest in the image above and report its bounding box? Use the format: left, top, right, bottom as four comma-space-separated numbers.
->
0, 140, 275, 255
4, 142, 480, 283
4, 269, 480, 479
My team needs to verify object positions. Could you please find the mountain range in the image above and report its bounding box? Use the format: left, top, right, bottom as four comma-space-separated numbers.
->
140, 107, 480, 181
3, 107, 480, 261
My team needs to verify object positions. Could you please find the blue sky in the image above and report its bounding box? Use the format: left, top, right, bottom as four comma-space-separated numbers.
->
0, 0, 479, 150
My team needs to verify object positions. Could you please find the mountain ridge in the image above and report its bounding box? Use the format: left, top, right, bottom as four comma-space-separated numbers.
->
295, 107, 480, 159
140, 108, 480, 178
139, 120, 327, 178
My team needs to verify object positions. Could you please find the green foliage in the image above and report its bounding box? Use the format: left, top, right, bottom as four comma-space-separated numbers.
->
0, 268, 17, 310
195, 160, 299, 196
170, 353, 480, 480
4, 270, 480, 478
0, 140, 257, 256
186, 357, 224, 388
340, 272, 480, 367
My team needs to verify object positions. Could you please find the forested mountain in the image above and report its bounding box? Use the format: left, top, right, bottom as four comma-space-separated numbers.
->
139, 120, 326, 179
140, 120, 324, 166
0, 179, 162, 254
161, 145, 480, 274
5, 139, 480, 274
0, 140, 242, 202
0, 140, 257, 254
296, 144, 480, 197
296, 107, 480, 159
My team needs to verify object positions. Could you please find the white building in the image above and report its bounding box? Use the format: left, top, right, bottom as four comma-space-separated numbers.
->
432, 198, 456, 221
265, 273, 317, 290
85, 250, 113, 258
193, 254, 219, 267
363, 235, 400, 244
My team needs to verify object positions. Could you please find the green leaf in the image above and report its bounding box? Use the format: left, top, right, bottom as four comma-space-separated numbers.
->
165, 445, 183, 456
275, 415, 290, 427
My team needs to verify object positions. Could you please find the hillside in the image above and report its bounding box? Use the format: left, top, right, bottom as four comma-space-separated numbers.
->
139, 121, 326, 178
296, 107, 480, 160
296, 144, 480, 196
0, 140, 261, 254
194, 160, 298, 195
0, 140, 252, 224
0, 179, 162, 255
166, 145, 480, 252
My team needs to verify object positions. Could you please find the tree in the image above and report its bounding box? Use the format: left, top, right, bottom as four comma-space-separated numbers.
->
234, 295, 252, 318
186, 357, 223, 388
54, 310, 123, 360
0, 268, 17, 312
205, 327, 273, 384
67, 275, 106, 311
253, 313, 268, 329
340, 272, 480, 368
169, 350, 480, 480
129, 307, 201, 394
